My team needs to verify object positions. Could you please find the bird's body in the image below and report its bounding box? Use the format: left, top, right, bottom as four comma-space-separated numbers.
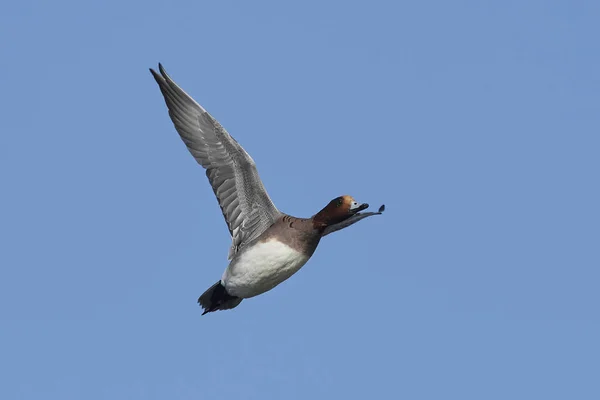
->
150, 64, 384, 314
224, 237, 313, 298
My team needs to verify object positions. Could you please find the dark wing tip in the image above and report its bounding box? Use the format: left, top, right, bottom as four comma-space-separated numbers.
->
149, 65, 164, 85
149, 63, 168, 81
158, 62, 168, 77
378, 204, 385, 213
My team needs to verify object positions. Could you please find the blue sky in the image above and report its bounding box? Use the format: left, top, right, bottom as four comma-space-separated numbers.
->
1, 1, 599, 399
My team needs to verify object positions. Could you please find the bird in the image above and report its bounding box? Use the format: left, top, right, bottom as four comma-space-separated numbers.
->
150, 64, 385, 314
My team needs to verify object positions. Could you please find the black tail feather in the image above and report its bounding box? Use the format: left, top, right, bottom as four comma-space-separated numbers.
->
198, 281, 243, 315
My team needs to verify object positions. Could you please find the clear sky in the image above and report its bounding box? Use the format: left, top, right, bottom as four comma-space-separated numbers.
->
1, 1, 599, 399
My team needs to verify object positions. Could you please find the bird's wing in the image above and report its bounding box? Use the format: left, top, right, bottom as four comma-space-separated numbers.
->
151, 64, 281, 259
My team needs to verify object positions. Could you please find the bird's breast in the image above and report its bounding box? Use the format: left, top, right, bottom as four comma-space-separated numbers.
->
222, 239, 312, 298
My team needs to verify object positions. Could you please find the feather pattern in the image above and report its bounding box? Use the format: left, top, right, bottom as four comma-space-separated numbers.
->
150, 64, 281, 259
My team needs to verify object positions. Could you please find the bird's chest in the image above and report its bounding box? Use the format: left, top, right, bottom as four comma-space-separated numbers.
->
223, 239, 312, 298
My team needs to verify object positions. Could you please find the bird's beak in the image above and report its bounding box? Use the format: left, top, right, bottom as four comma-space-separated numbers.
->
350, 202, 369, 213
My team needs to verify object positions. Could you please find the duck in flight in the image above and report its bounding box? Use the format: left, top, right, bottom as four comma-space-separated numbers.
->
150, 64, 385, 314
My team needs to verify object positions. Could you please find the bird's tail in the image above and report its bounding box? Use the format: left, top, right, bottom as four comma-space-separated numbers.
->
198, 281, 243, 315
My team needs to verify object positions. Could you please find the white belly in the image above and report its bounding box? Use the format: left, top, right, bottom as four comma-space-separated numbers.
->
222, 239, 311, 298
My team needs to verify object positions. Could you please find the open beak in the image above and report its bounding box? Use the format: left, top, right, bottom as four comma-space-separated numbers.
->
350, 202, 369, 214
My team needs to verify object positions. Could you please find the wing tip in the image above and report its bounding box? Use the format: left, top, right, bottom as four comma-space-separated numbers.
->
150, 61, 167, 73
158, 62, 166, 76
149, 63, 165, 84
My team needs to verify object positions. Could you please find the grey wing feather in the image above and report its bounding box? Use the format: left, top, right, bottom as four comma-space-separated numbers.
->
322, 205, 385, 237
150, 64, 281, 259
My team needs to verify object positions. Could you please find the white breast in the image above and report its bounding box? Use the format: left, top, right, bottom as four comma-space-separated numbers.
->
222, 239, 311, 298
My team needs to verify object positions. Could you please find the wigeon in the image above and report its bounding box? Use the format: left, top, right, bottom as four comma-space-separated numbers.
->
150, 64, 384, 314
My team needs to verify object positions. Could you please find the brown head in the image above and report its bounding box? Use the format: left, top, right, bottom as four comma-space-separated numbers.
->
312, 195, 369, 230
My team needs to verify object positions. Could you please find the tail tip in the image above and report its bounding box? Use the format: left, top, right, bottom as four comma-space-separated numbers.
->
198, 281, 243, 315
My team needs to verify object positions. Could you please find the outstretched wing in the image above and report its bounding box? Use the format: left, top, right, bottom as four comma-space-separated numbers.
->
150, 64, 281, 259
